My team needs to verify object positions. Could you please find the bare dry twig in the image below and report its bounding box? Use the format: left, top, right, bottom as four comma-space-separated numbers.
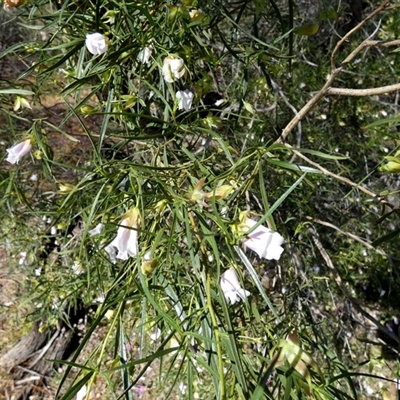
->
305, 216, 386, 255
330, 0, 391, 70
270, 1, 400, 210
282, 142, 399, 210
276, 0, 394, 145
327, 83, 400, 97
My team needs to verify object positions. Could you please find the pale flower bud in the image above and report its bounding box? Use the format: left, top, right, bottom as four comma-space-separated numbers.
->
85, 33, 108, 55
380, 152, 400, 173
58, 182, 74, 193
188, 178, 207, 206
88, 223, 105, 236
141, 250, 158, 275
13, 96, 31, 111
189, 8, 205, 22
137, 47, 152, 64
102, 10, 118, 24
80, 105, 95, 115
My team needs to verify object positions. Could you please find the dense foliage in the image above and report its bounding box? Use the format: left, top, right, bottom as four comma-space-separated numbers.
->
1, 0, 400, 399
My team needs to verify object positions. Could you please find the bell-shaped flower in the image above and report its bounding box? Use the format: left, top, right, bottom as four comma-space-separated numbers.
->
241, 217, 284, 260
220, 268, 250, 305
105, 208, 140, 262
85, 33, 108, 55
162, 56, 185, 82
137, 46, 152, 64
176, 90, 194, 111
6, 138, 32, 164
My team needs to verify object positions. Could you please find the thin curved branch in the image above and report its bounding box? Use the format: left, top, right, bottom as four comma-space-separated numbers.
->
276, 1, 397, 145
284, 142, 398, 210
341, 38, 400, 66
276, 72, 340, 144
327, 82, 400, 96
330, 0, 391, 70
306, 216, 386, 255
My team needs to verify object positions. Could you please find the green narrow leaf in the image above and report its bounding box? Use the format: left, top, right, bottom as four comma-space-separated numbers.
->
318, 7, 338, 21
0, 88, 34, 95
118, 316, 133, 400
294, 22, 319, 36
366, 115, 400, 128
234, 246, 280, 321
248, 172, 307, 231
60, 371, 95, 400
219, 285, 249, 396
371, 226, 400, 246
266, 158, 322, 173
292, 147, 349, 160
258, 161, 276, 231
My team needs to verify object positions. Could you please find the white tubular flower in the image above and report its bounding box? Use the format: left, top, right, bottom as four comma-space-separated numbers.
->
106, 208, 140, 261
6, 138, 32, 164
137, 47, 152, 64
242, 218, 284, 260
18, 251, 27, 265
71, 261, 84, 275
162, 56, 185, 82
85, 33, 108, 55
176, 90, 194, 111
150, 327, 161, 342
220, 268, 250, 305
76, 385, 87, 400
88, 223, 105, 236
